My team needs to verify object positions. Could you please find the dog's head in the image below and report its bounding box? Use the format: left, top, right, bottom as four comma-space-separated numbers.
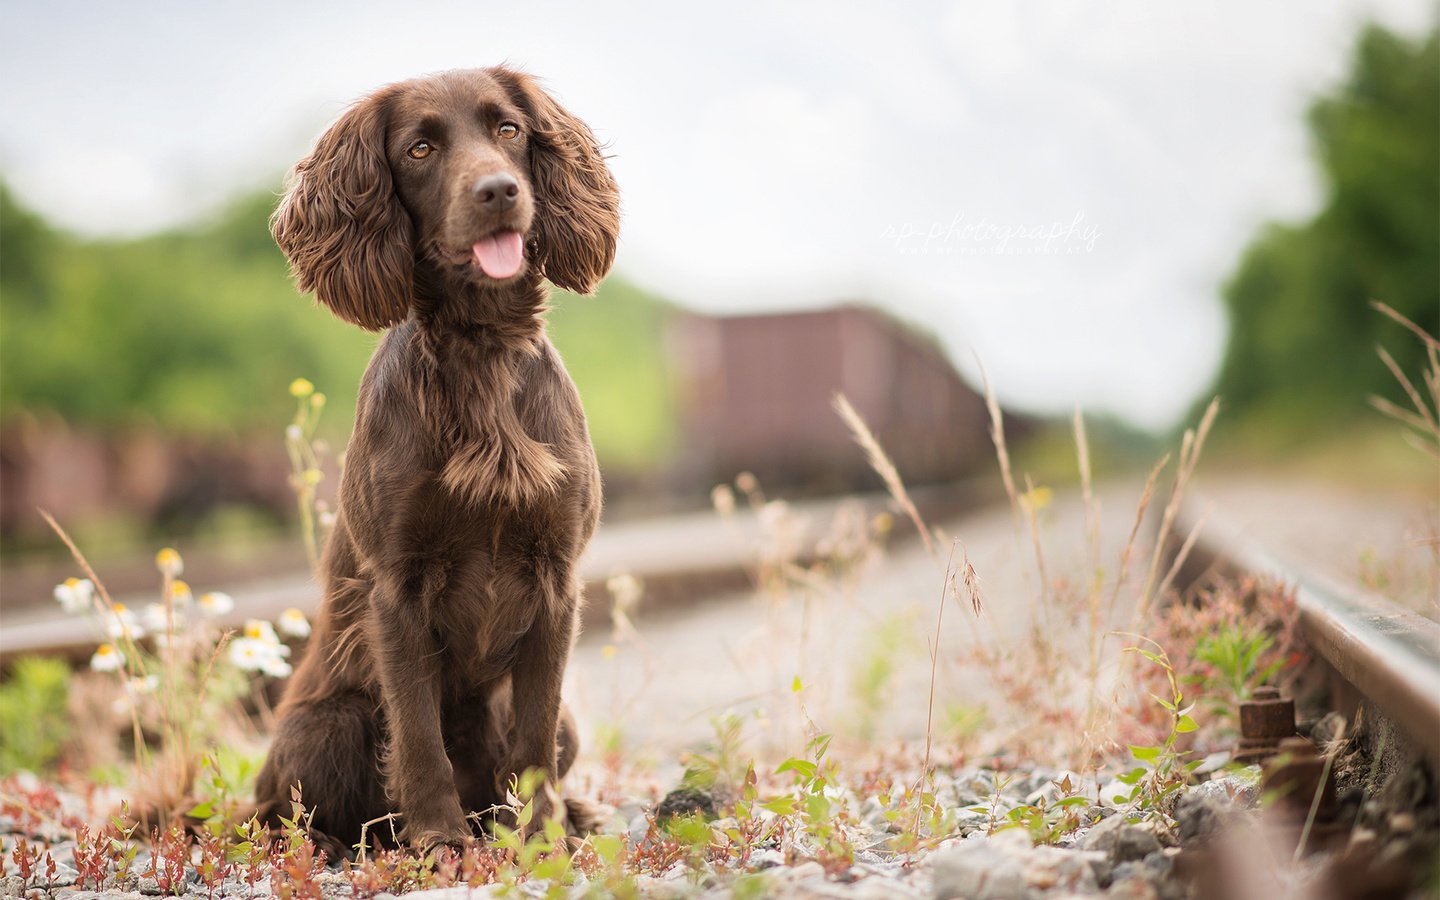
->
272, 67, 620, 329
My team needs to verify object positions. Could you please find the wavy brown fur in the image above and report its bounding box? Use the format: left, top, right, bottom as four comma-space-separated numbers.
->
254, 66, 619, 854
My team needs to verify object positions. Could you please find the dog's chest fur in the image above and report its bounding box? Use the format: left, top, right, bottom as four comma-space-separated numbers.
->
415, 325, 571, 508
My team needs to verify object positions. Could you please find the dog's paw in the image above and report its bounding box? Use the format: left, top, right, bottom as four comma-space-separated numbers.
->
563, 796, 609, 836
397, 798, 472, 853
401, 825, 475, 855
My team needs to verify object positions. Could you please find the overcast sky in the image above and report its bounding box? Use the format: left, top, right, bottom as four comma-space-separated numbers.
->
2, 0, 1433, 428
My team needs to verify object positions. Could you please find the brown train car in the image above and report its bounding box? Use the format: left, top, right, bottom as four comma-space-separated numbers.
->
668, 304, 1000, 493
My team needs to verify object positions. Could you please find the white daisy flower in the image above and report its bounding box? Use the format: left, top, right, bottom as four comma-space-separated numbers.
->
277, 608, 311, 639
243, 619, 280, 645
142, 603, 174, 635
53, 578, 95, 614
169, 580, 194, 609
90, 644, 125, 672
259, 654, 294, 679
230, 637, 293, 677
155, 548, 183, 577
198, 592, 234, 617
229, 637, 270, 671
106, 604, 145, 641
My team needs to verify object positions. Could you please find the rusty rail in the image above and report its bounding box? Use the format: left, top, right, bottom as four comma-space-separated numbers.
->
1174, 499, 1440, 772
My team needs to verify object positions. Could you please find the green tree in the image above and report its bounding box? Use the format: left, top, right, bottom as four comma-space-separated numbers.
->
1208, 23, 1438, 430
0, 185, 675, 468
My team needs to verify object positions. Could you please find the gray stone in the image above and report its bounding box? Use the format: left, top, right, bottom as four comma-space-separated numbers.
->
1107, 873, 1160, 899
1109, 827, 1162, 864
1024, 846, 1103, 893
1193, 769, 1260, 808
1174, 790, 1240, 848
1078, 816, 1161, 863
929, 843, 1026, 900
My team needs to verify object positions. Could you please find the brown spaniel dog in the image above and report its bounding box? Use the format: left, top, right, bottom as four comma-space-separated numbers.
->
253, 66, 618, 855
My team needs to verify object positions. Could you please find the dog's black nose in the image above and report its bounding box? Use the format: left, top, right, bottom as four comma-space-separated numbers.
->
472, 174, 520, 212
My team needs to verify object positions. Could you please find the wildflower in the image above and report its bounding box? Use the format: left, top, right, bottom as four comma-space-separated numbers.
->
606, 574, 642, 611
259, 654, 294, 679
90, 644, 124, 672
310, 392, 327, 408
111, 673, 160, 714
318, 511, 337, 529
53, 577, 94, 614
710, 484, 736, 517
285, 424, 304, 443
229, 637, 292, 678
735, 471, 759, 495
289, 378, 315, 398
1020, 485, 1054, 512
155, 548, 183, 577
141, 603, 173, 634
277, 608, 311, 639
169, 580, 193, 608
198, 591, 234, 617
243, 619, 280, 644
229, 638, 269, 671
758, 499, 792, 533
107, 604, 145, 640
302, 468, 323, 486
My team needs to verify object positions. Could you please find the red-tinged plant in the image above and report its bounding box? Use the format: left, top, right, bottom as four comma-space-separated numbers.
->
147, 825, 191, 895
10, 837, 37, 888
109, 804, 141, 879
272, 838, 324, 900
230, 816, 270, 893
459, 842, 504, 888
195, 826, 233, 900
73, 824, 111, 890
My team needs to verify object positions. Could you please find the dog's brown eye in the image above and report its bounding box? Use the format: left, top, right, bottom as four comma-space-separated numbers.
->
498, 122, 519, 140
408, 141, 434, 159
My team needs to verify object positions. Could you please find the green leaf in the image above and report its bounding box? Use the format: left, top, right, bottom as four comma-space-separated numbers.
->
762, 796, 797, 816
1175, 714, 1199, 733
186, 801, 215, 819
775, 758, 817, 779
1129, 745, 1162, 763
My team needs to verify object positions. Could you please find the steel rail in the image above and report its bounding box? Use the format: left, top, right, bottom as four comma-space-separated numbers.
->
1176, 499, 1440, 771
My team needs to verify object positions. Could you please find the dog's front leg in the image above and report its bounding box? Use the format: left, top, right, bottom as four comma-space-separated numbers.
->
498, 576, 575, 826
370, 577, 470, 849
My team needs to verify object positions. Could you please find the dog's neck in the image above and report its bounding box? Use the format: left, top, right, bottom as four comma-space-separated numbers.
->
406, 266, 566, 505
411, 265, 550, 346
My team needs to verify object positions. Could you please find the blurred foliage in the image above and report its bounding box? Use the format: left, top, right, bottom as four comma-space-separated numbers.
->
0, 656, 71, 774
0, 184, 676, 470
1207, 23, 1439, 433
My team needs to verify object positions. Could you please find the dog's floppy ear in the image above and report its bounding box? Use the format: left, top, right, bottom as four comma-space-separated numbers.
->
499, 69, 620, 295
271, 91, 414, 330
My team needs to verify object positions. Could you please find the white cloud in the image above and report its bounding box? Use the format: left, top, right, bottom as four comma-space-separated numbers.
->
0, 0, 1431, 428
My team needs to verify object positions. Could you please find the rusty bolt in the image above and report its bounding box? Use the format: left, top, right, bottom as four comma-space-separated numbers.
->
1235, 686, 1296, 764
1262, 736, 1338, 823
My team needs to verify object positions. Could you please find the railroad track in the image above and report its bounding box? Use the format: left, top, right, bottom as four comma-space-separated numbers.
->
1172, 496, 1440, 774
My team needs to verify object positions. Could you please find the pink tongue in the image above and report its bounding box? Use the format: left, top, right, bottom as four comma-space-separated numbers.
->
472, 231, 525, 279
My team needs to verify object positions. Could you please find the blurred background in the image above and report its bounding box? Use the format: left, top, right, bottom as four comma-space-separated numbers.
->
0, 1, 1435, 606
